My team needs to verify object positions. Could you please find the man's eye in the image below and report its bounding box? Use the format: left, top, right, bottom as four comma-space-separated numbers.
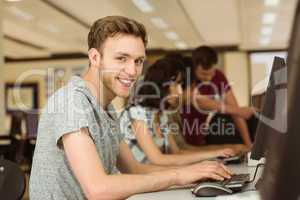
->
135, 59, 144, 66
117, 57, 127, 62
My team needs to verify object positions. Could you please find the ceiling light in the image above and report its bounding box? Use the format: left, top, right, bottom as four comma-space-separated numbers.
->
261, 26, 273, 36
132, 0, 154, 13
45, 24, 60, 34
164, 31, 179, 41
262, 12, 276, 25
150, 17, 169, 29
175, 41, 187, 49
7, 6, 34, 21
260, 37, 271, 45
264, 0, 280, 6
37, 21, 60, 34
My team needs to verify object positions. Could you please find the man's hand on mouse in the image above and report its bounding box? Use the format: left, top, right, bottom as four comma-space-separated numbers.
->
215, 148, 236, 158
173, 161, 233, 186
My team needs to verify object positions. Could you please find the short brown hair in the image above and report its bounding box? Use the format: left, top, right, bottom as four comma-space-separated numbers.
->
88, 16, 148, 51
192, 45, 218, 70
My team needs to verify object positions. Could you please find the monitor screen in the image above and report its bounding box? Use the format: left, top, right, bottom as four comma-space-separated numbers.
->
248, 56, 287, 200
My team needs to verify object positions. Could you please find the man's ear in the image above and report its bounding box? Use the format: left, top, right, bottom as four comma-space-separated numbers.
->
88, 48, 101, 68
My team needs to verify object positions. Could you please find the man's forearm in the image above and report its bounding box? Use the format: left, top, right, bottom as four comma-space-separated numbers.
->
149, 151, 216, 166
222, 104, 243, 116
90, 171, 177, 200
194, 97, 241, 117
232, 116, 252, 147
134, 163, 178, 174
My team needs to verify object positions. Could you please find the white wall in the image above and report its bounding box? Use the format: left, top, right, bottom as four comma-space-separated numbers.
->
223, 52, 250, 106
250, 51, 287, 95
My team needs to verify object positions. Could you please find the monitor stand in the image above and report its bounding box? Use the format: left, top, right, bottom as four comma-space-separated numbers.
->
255, 177, 263, 189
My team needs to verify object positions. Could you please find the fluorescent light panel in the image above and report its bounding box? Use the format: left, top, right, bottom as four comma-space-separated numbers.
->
175, 41, 187, 49
264, 0, 280, 6
262, 12, 276, 25
132, 0, 154, 13
150, 17, 169, 29
42, 24, 60, 34
8, 6, 34, 21
164, 31, 179, 40
260, 37, 271, 45
261, 26, 273, 36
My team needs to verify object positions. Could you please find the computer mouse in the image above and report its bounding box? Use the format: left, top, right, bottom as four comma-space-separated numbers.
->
192, 182, 233, 197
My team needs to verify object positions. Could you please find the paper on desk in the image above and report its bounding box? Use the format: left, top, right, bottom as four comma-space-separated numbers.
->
216, 191, 261, 200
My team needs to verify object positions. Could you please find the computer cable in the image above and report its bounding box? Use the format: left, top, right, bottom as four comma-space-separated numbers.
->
246, 163, 265, 183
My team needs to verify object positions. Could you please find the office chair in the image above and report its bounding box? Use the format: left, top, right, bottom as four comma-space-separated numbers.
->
0, 157, 26, 200
25, 112, 39, 140
0, 111, 24, 161
24, 111, 39, 165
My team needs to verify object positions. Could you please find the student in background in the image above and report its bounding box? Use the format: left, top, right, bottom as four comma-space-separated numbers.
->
120, 57, 241, 166
163, 54, 248, 154
181, 46, 255, 150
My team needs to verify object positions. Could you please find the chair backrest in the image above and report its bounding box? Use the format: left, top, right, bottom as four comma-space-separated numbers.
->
9, 111, 24, 138
0, 158, 26, 200
25, 112, 39, 139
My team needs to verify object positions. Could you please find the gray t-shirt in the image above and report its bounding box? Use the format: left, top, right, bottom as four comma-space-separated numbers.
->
29, 76, 123, 200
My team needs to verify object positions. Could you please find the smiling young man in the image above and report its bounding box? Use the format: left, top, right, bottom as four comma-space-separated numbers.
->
29, 16, 232, 200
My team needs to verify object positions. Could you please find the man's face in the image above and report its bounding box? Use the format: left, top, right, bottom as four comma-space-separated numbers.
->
98, 34, 146, 98
195, 65, 215, 82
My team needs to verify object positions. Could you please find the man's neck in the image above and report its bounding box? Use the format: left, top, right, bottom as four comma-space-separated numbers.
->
82, 68, 115, 109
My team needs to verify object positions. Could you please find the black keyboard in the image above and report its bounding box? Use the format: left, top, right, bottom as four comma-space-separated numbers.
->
219, 173, 250, 190
191, 173, 251, 197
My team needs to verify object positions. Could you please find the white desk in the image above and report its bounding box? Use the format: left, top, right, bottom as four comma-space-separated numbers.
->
128, 163, 263, 200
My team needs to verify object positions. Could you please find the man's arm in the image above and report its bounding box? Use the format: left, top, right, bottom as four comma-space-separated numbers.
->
131, 120, 235, 166
173, 133, 248, 155
187, 85, 254, 148
63, 128, 232, 200
63, 128, 176, 199
225, 90, 253, 148
167, 134, 236, 158
117, 141, 173, 174
189, 87, 254, 119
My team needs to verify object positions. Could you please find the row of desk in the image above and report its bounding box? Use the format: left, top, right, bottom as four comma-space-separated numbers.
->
129, 162, 263, 200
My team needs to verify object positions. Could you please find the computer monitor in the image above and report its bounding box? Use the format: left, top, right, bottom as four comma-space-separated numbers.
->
250, 56, 287, 161
248, 55, 287, 199
266, 2, 300, 200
